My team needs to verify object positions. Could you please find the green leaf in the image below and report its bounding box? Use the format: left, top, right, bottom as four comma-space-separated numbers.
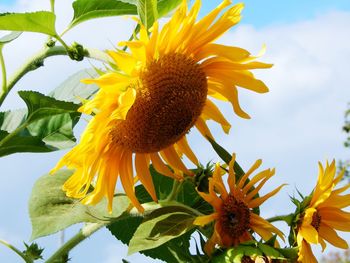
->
128, 209, 196, 255
257, 243, 283, 259
135, 165, 212, 215
0, 12, 56, 36
0, 31, 21, 45
0, 91, 80, 157
0, 109, 26, 132
70, 0, 138, 29
0, 130, 53, 156
212, 245, 262, 263
29, 169, 130, 240
108, 216, 197, 263
207, 137, 245, 176
18, 91, 79, 123
26, 112, 80, 149
109, 165, 208, 262
275, 247, 298, 261
157, 0, 182, 17
137, 0, 158, 29
49, 69, 99, 103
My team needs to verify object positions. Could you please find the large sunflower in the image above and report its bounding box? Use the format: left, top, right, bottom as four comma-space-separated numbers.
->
194, 155, 284, 255
52, 0, 272, 212
297, 161, 350, 263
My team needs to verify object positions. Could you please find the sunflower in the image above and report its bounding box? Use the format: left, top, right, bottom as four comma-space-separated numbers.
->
297, 161, 350, 263
193, 155, 284, 255
51, 0, 272, 212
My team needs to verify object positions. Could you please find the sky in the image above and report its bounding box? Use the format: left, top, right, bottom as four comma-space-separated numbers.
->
1, 0, 350, 262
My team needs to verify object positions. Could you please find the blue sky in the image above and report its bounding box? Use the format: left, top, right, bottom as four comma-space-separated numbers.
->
204, 0, 350, 26
1, 0, 350, 262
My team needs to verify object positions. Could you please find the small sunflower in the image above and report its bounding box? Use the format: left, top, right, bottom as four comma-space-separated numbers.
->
297, 161, 350, 263
194, 155, 284, 255
52, 0, 272, 212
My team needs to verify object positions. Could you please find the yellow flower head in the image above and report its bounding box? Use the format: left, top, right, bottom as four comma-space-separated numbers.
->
297, 161, 350, 263
194, 155, 284, 255
52, 0, 271, 212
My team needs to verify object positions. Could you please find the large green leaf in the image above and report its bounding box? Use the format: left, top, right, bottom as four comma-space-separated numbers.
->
0, 68, 100, 157
0, 12, 56, 36
69, 0, 182, 30
108, 165, 209, 262
128, 208, 196, 255
70, 0, 138, 29
108, 216, 197, 263
136, 0, 158, 29
0, 130, 53, 155
18, 91, 79, 123
0, 91, 80, 157
49, 69, 99, 103
0, 109, 26, 132
157, 0, 182, 17
29, 169, 130, 240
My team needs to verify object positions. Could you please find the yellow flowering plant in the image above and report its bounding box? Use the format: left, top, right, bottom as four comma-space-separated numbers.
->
0, 0, 348, 262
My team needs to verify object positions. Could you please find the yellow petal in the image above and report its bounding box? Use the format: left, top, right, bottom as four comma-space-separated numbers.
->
135, 154, 158, 202
194, 43, 250, 62
119, 150, 144, 212
193, 213, 219, 226
227, 154, 237, 193
195, 117, 214, 139
175, 136, 199, 165
110, 88, 136, 120
107, 50, 138, 76
160, 145, 191, 175
319, 223, 349, 249
248, 184, 286, 208
299, 225, 319, 244
237, 159, 262, 189
212, 163, 228, 199
206, 69, 269, 93
201, 99, 231, 133
242, 168, 274, 195
149, 152, 179, 179
208, 81, 250, 119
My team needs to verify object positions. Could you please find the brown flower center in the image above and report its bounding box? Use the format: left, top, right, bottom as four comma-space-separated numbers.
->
220, 194, 251, 238
111, 53, 208, 153
311, 210, 321, 231
241, 256, 255, 263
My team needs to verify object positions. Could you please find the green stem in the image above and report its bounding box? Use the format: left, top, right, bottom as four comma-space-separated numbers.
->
50, 0, 55, 13
0, 46, 7, 95
53, 35, 70, 51
0, 46, 108, 108
267, 213, 294, 224
0, 239, 33, 263
45, 223, 104, 263
165, 180, 182, 201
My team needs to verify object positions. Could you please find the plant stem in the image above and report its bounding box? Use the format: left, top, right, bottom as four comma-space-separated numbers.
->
53, 35, 70, 51
165, 180, 182, 201
0, 239, 33, 263
45, 223, 104, 263
50, 0, 55, 13
0, 46, 7, 95
267, 213, 294, 224
0, 46, 109, 108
